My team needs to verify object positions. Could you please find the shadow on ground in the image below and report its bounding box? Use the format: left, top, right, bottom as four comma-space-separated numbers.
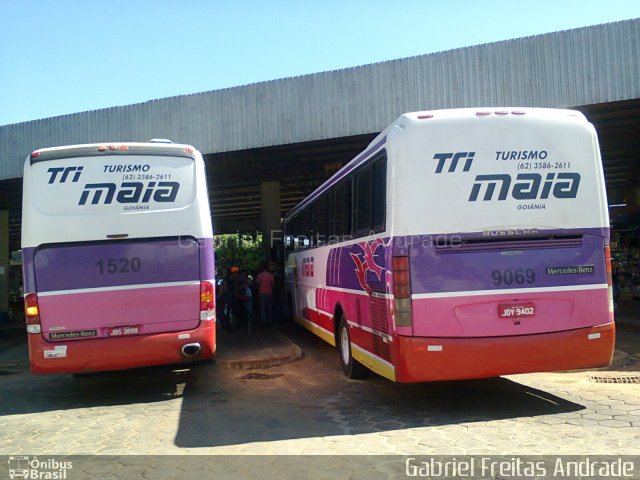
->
174, 324, 585, 448
0, 332, 206, 416
0, 324, 586, 446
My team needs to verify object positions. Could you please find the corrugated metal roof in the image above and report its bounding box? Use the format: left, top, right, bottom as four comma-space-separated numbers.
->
1, 18, 638, 180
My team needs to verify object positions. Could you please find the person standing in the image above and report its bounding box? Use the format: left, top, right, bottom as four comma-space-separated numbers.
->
256, 264, 275, 325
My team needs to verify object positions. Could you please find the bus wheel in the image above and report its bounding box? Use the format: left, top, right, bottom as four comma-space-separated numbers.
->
337, 316, 369, 379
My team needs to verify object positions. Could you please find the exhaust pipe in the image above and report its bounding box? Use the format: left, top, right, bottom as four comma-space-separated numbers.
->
181, 342, 202, 357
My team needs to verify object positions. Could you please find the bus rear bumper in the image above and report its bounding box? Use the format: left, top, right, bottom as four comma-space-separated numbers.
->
28, 320, 216, 375
394, 322, 615, 383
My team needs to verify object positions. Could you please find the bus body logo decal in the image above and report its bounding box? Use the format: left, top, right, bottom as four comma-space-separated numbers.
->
47, 166, 84, 184
78, 181, 180, 205
350, 238, 384, 296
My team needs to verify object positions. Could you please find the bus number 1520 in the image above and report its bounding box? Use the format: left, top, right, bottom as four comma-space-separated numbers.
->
96, 257, 142, 274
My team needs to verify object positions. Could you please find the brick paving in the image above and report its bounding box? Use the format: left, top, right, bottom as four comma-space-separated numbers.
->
0, 323, 638, 458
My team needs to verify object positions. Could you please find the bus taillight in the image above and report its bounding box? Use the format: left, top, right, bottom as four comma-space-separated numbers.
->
605, 245, 614, 319
392, 256, 412, 326
200, 281, 215, 321
24, 293, 42, 334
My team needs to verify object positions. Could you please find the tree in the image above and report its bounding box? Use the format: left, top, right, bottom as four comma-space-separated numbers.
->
214, 233, 263, 276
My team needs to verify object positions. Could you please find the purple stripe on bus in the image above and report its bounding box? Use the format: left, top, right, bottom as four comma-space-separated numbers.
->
198, 237, 215, 280
407, 234, 606, 295
26, 238, 211, 293
285, 136, 387, 220
22, 248, 36, 293
326, 228, 608, 295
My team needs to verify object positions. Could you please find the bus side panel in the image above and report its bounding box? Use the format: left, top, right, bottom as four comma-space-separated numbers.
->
291, 249, 336, 345
324, 242, 397, 379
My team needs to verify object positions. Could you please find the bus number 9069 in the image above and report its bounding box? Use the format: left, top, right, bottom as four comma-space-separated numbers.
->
492, 268, 535, 286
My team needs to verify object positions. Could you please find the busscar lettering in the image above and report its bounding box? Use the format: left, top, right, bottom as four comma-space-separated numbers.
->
78, 181, 179, 205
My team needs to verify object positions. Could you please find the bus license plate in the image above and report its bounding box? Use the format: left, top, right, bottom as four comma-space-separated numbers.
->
106, 326, 140, 336
498, 303, 535, 319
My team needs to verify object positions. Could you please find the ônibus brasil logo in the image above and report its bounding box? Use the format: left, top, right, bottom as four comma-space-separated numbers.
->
8, 456, 72, 479
433, 152, 580, 201
46, 166, 179, 206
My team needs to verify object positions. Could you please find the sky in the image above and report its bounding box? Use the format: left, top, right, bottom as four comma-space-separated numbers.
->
0, 0, 639, 126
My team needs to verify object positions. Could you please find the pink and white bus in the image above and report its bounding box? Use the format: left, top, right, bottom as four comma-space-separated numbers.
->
22, 141, 215, 374
284, 108, 615, 382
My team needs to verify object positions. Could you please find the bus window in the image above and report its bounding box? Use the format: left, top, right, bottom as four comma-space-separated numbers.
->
372, 156, 387, 232
355, 166, 373, 236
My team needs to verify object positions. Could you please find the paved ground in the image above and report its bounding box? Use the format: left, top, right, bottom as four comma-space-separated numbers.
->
0, 323, 638, 458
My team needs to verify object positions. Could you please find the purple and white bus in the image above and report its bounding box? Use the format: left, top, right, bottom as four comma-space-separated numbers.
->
22, 141, 215, 374
284, 108, 615, 382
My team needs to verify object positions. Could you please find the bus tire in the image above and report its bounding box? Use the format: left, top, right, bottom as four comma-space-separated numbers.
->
337, 315, 369, 379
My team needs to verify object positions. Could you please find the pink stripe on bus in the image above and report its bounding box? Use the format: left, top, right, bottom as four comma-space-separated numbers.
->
411, 287, 609, 337
38, 283, 201, 338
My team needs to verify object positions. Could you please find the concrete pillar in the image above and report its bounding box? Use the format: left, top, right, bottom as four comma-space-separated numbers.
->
260, 181, 281, 262
0, 211, 8, 322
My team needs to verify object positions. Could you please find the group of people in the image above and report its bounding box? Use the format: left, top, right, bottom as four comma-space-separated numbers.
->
216, 263, 276, 332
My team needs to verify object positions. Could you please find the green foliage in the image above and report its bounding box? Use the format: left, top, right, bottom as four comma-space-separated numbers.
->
214, 233, 263, 276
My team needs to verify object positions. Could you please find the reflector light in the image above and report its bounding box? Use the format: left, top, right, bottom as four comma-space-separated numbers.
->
394, 270, 410, 285
495, 111, 508, 116
476, 111, 491, 117
98, 146, 108, 151
605, 245, 614, 317
417, 114, 434, 119
184, 147, 194, 154
24, 293, 41, 329
392, 256, 412, 326
31, 151, 41, 158
109, 145, 117, 150
394, 285, 411, 299
392, 256, 409, 272
395, 298, 412, 327
200, 281, 215, 321
119, 146, 129, 151
27, 325, 41, 334
511, 111, 526, 116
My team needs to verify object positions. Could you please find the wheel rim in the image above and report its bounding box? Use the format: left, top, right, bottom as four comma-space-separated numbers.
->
340, 325, 350, 365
